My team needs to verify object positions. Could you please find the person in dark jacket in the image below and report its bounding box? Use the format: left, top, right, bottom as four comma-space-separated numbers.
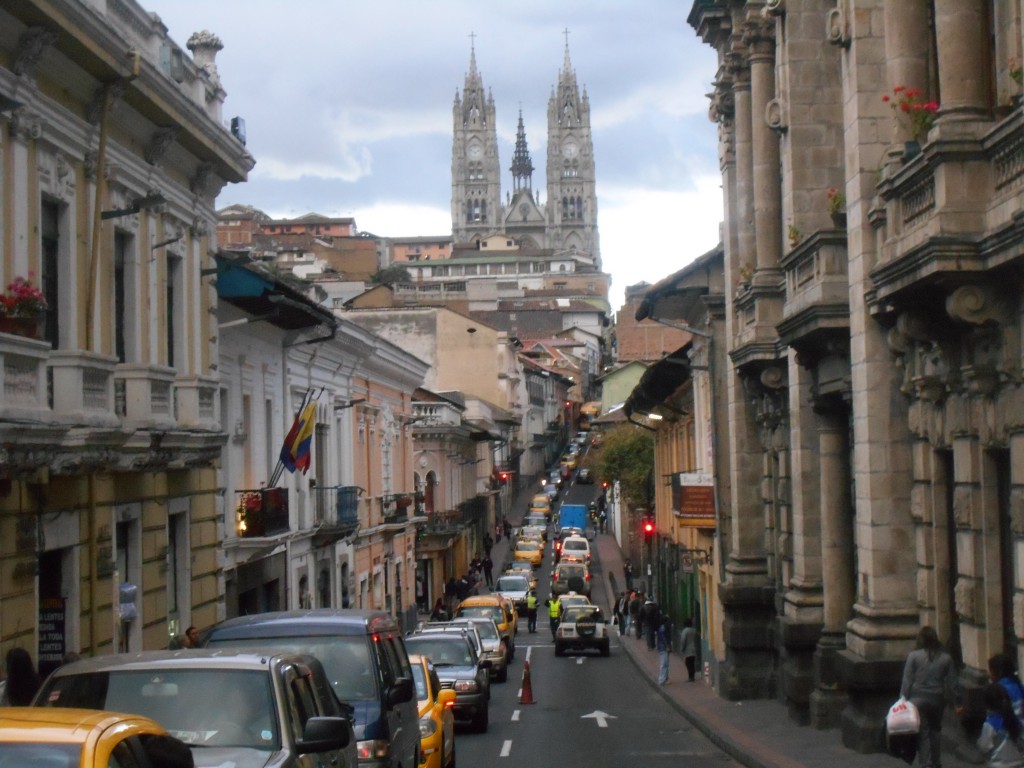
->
629, 592, 644, 639
1, 647, 41, 706
900, 626, 959, 768
643, 599, 659, 650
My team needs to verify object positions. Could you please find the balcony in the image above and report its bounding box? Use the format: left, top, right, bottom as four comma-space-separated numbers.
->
115, 364, 177, 428
777, 229, 850, 352
48, 350, 120, 427
0, 331, 50, 424
313, 485, 361, 531
381, 493, 414, 524
236, 487, 289, 538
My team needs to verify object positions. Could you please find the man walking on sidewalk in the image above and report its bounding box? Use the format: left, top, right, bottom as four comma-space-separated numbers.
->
679, 618, 697, 682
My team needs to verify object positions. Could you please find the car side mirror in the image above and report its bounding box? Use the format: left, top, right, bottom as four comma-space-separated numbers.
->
438, 689, 456, 708
387, 676, 414, 706
296, 716, 352, 754
479, 659, 493, 669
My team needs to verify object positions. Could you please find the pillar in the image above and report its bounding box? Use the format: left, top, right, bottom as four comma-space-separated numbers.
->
934, 0, 990, 119
746, 18, 782, 272
883, 1, 932, 143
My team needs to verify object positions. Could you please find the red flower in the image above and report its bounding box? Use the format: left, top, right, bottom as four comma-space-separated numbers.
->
884, 85, 939, 142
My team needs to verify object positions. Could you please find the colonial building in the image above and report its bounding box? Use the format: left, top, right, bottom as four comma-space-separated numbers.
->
0, 0, 251, 665
685, 0, 1024, 755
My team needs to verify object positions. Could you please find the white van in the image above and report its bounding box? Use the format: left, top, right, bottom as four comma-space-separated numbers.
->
560, 534, 591, 563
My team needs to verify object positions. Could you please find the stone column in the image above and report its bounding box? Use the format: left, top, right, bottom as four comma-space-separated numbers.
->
746, 18, 781, 272
883, 1, 932, 142
819, 418, 854, 636
730, 51, 754, 278
933, 0, 990, 118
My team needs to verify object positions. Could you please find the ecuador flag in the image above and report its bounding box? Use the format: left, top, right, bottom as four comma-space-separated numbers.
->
280, 400, 317, 474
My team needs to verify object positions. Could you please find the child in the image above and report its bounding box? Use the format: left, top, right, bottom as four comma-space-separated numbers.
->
991, 653, 1024, 729
978, 683, 1024, 767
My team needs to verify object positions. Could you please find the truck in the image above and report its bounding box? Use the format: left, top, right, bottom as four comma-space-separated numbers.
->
556, 503, 589, 540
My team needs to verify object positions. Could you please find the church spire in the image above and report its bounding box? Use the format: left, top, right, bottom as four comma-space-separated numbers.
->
510, 109, 534, 192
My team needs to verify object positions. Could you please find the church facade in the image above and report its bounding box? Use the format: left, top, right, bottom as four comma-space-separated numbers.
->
451, 41, 600, 266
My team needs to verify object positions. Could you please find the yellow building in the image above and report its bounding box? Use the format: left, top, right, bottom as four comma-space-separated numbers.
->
0, 1, 251, 669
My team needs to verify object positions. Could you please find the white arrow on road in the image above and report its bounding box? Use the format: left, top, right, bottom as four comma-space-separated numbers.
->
581, 710, 617, 728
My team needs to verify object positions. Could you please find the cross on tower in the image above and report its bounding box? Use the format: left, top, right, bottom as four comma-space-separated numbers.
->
563, 28, 570, 47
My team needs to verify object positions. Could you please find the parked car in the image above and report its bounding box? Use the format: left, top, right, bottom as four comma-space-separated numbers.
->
202, 610, 418, 768
555, 605, 611, 657
404, 631, 490, 732
408, 655, 455, 768
0, 707, 170, 768
33, 650, 355, 768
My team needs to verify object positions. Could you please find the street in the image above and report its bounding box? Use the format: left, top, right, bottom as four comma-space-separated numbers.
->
455, 472, 741, 767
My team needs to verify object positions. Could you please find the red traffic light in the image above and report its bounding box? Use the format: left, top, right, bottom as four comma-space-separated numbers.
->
643, 520, 654, 533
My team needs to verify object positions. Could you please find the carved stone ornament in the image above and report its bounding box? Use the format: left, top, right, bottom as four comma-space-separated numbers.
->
826, 7, 851, 49
87, 81, 126, 126
946, 284, 1010, 327
190, 162, 215, 195
9, 108, 43, 143
763, 0, 785, 16
954, 576, 976, 622
765, 98, 787, 133
38, 149, 74, 202
145, 127, 179, 166
13, 27, 58, 78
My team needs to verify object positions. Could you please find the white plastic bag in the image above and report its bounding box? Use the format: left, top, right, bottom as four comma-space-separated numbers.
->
886, 696, 921, 735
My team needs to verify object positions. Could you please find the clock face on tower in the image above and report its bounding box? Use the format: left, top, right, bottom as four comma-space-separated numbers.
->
562, 141, 579, 159
468, 144, 482, 160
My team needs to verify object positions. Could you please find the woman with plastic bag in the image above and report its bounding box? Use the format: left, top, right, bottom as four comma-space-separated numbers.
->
900, 626, 960, 768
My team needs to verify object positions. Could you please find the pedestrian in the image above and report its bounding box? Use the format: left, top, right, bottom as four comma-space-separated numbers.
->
989, 652, 1024, 728
483, 532, 493, 557
526, 589, 538, 633
482, 555, 494, 588
624, 559, 634, 592
444, 576, 458, 614
679, 618, 697, 682
545, 594, 561, 641
598, 509, 606, 534
185, 625, 199, 648
977, 682, 1024, 767
613, 592, 625, 629
900, 626, 959, 768
644, 599, 659, 650
431, 597, 447, 621
656, 617, 670, 685
1, 647, 42, 706
629, 592, 643, 639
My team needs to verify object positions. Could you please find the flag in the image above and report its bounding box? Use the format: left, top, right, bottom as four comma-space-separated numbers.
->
280, 399, 317, 474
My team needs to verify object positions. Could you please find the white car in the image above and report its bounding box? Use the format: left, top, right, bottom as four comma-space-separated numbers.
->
560, 534, 591, 563
555, 604, 610, 657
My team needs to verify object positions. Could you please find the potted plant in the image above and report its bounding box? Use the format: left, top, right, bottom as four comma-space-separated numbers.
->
882, 85, 939, 158
827, 186, 846, 228
0, 275, 47, 338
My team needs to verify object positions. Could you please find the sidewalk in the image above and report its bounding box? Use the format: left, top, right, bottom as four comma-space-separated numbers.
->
591, 532, 980, 768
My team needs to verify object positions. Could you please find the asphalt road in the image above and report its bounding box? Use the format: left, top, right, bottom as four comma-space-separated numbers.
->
456, 468, 741, 767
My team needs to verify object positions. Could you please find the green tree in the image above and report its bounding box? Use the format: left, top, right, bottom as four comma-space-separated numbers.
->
591, 424, 654, 511
370, 264, 412, 286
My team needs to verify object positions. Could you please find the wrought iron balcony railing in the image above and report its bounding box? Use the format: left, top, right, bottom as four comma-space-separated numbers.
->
313, 485, 361, 530
235, 487, 289, 538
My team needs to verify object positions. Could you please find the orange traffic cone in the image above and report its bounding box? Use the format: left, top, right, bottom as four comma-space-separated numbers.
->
519, 660, 536, 705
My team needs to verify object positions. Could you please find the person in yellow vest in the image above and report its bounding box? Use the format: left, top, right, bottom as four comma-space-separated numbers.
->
545, 594, 561, 641
526, 590, 539, 633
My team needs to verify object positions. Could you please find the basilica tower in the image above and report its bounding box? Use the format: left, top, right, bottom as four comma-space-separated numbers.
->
451, 41, 502, 244
546, 39, 599, 267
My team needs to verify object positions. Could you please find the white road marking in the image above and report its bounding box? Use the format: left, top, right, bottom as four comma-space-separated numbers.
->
581, 710, 617, 728
511, 709, 520, 721
576, 657, 584, 665
500, 740, 512, 757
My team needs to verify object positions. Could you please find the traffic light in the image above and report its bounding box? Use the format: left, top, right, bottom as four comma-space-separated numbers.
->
642, 517, 655, 542
601, 481, 609, 490
500, 472, 509, 485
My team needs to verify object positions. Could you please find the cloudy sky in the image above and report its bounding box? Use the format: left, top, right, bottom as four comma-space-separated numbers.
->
151, 1, 724, 311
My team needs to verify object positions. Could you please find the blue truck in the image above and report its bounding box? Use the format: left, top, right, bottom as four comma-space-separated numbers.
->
557, 503, 589, 537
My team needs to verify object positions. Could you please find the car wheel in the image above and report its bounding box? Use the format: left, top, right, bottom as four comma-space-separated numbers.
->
554, 642, 564, 657
600, 641, 610, 657
475, 707, 489, 733
497, 663, 508, 683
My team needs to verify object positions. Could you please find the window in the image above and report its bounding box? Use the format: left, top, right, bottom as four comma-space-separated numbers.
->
166, 253, 182, 369
113, 232, 132, 363
40, 200, 61, 348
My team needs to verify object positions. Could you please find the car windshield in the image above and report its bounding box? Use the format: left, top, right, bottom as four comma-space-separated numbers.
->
557, 566, 586, 579
517, 542, 539, 552
0, 744, 80, 766
405, 638, 473, 667
38, 669, 280, 750
205, 634, 377, 701
456, 605, 503, 624
495, 576, 528, 592
464, 620, 498, 640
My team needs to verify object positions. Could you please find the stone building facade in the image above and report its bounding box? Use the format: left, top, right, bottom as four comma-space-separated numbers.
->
0, 1, 251, 663
688, 0, 1024, 754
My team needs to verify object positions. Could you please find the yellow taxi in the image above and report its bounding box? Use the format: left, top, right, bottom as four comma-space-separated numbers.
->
513, 537, 544, 568
455, 594, 518, 655
0, 707, 171, 767
409, 654, 455, 768
529, 493, 551, 517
